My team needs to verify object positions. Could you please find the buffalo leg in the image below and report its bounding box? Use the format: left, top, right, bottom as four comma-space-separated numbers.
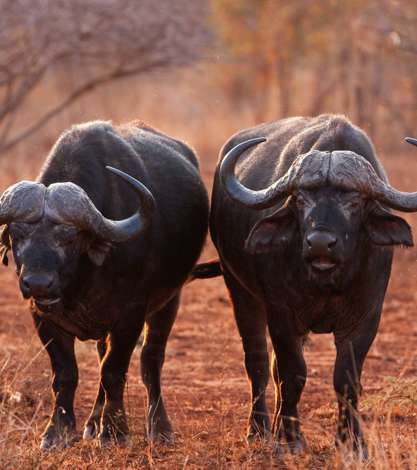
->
140, 295, 178, 443
333, 320, 378, 457
269, 332, 307, 452
83, 337, 107, 440
224, 271, 270, 440
99, 316, 145, 446
33, 313, 78, 450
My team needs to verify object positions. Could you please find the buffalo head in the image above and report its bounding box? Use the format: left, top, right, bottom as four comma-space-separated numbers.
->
220, 138, 415, 287
0, 167, 155, 311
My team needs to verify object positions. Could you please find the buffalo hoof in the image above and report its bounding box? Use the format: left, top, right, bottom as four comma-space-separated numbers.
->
99, 432, 130, 448
40, 426, 77, 451
357, 444, 369, 461
272, 434, 308, 456
147, 419, 175, 444
336, 438, 369, 462
99, 426, 130, 448
246, 415, 271, 443
275, 417, 308, 454
246, 432, 271, 445
337, 446, 369, 465
83, 421, 100, 441
99, 406, 130, 447
287, 435, 309, 454
247, 430, 272, 444
40, 407, 77, 451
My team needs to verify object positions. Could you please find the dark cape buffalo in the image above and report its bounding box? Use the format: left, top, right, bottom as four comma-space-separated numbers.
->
210, 114, 417, 456
0, 121, 209, 449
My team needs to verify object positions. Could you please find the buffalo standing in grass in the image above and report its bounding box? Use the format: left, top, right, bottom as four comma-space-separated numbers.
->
0, 121, 209, 449
210, 115, 417, 455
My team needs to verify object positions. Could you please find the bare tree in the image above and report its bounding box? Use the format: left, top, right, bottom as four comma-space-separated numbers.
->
0, 0, 210, 155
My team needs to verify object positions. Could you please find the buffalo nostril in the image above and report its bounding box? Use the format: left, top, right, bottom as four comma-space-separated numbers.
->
20, 272, 56, 297
327, 236, 337, 249
306, 231, 338, 254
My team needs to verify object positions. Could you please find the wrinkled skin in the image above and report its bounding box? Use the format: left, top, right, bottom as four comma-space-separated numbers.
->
210, 115, 413, 457
246, 187, 411, 293
1, 121, 209, 449
9, 220, 92, 307
299, 188, 363, 287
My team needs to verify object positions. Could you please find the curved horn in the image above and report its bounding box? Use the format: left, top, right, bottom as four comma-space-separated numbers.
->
367, 178, 417, 212
219, 137, 293, 209
329, 151, 417, 212
219, 139, 334, 209
405, 137, 417, 147
366, 142, 417, 211
46, 167, 155, 242
102, 166, 155, 241
0, 181, 46, 225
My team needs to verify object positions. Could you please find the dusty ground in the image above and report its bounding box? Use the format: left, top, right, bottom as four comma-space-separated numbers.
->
0, 151, 416, 469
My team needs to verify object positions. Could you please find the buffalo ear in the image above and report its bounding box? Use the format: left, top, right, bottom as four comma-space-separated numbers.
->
245, 204, 297, 254
0, 226, 10, 266
87, 240, 112, 266
364, 203, 413, 247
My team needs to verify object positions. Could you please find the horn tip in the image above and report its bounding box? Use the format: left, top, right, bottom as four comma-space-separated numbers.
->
105, 165, 121, 175
105, 165, 155, 210
405, 137, 417, 147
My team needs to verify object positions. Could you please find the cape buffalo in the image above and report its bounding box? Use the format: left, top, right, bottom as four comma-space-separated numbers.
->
210, 114, 416, 455
0, 121, 209, 449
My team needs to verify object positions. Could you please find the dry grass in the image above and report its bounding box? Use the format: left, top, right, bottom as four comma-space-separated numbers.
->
0, 337, 416, 469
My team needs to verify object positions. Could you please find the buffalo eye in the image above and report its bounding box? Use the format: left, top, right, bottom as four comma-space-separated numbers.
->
9, 222, 33, 242
342, 196, 363, 211
53, 225, 80, 246
296, 193, 309, 210
296, 191, 316, 213
296, 195, 305, 206
338, 194, 364, 221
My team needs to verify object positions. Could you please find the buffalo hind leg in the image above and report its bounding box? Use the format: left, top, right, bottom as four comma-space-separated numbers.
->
270, 334, 307, 453
33, 314, 78, 450
99, 316, 145, 446
140, 295, 178, 443
224, 271, 270, 441
83, 337, 107, 440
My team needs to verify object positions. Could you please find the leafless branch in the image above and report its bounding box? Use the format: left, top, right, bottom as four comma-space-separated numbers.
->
0, 62, 170, 154
0, 0, 210, 155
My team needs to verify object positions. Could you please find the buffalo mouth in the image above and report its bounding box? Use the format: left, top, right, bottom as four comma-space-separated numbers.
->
310, 258, 337, 271
306, 257, 338, 273
33, 297, 62, 312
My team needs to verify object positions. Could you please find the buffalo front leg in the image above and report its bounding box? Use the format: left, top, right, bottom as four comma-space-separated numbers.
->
269, 332, 307, 453
33, 313, 78, 450
333, 320, 378, 458
99, 317, 144, 447
83, 337, 107, 440
140, 295, 178, 443
224, 271, 270, 441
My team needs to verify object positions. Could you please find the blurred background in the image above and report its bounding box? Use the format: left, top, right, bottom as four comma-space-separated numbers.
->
1, 0, 416, 182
